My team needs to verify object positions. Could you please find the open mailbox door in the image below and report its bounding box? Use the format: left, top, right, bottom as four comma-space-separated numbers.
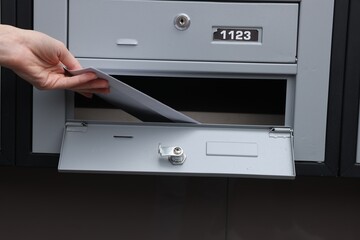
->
59, 123, 294, 179
58, 68, 295, 179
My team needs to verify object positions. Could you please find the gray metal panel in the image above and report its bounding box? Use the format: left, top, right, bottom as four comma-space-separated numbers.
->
77, 59, 298, 77
33, 0, 67, 153
69, 0, 298, 63
59, 123, 295, 179
293, 0, 334, 161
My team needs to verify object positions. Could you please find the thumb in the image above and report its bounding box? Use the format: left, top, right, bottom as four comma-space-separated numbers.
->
57, 42, 82, 70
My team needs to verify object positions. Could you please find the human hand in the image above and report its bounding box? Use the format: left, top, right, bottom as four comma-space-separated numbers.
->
0, 24, 109, 97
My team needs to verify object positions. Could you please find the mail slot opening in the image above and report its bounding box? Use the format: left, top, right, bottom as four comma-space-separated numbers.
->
74, 76, 287, 125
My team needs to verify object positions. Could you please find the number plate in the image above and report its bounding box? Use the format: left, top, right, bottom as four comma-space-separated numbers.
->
213, 28, 259, 42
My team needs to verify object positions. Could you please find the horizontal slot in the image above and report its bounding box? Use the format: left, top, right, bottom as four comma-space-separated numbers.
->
74, 76, 287, 125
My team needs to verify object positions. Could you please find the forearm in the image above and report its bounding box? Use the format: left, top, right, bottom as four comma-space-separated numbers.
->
0, 24, 26, 69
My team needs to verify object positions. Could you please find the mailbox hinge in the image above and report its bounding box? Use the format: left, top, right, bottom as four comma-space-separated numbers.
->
269, 127, 293, 138
65, 122, 88, 132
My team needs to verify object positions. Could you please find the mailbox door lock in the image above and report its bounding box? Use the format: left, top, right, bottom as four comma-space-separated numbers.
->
159, 144, 186, 165
174, 13, 191, 31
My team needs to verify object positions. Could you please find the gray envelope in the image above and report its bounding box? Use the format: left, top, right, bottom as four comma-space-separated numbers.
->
66, 67, 200, 124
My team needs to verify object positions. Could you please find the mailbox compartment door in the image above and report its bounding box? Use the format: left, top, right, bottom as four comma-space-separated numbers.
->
59, 123, 295, 179
68, 0, 298, 63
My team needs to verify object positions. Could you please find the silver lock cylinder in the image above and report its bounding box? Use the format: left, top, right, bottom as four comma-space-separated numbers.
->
174, 13, 191, 31
158, 144, 186, 165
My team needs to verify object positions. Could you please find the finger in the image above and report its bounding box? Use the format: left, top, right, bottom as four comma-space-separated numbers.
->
69, 78, 109, 90
57, 43, 82, 70
53, 73, 100, 89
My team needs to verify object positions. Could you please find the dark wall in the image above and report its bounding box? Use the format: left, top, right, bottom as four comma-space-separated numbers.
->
1, 167, 360, 240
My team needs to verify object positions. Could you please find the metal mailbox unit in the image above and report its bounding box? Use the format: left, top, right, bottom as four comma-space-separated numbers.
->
32, 0, 334, 178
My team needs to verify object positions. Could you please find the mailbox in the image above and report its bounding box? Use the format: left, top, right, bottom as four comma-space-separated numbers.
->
32, 0, 334, 178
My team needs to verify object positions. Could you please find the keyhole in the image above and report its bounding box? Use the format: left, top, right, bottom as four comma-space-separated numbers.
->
174, 13, 190, 30
179, 17, 185, 25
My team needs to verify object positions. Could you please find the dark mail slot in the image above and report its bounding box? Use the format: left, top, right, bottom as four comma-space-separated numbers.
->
75, 76, 287, 125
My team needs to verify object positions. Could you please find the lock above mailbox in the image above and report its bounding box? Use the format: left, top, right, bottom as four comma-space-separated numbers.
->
174, 13, 191, 31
